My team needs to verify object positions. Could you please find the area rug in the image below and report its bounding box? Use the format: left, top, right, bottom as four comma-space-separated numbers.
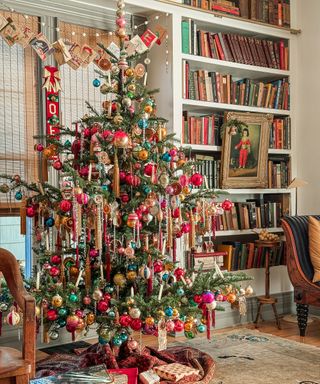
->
39, 340, 91, 355
181, 329, 320, 384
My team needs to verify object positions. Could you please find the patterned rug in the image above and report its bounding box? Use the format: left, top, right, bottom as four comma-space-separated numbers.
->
183, 329, 320, 384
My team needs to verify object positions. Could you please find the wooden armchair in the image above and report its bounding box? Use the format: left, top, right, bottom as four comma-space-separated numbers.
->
281, 216, 320, 336
0, 248, 36, 384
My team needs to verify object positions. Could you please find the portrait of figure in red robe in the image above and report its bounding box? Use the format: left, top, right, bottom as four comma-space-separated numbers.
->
234, 128, 251, 168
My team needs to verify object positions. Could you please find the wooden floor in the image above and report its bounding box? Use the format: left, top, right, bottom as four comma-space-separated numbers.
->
35, 315, 320, 361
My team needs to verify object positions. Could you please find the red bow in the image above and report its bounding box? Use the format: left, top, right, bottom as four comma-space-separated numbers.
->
42, 66, 61, 92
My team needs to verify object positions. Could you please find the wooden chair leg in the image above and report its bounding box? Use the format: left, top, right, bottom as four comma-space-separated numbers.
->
297, 303, 309, 337
271, 303, 281, 330
254, 303, 263, 326
15, 374, 29, 384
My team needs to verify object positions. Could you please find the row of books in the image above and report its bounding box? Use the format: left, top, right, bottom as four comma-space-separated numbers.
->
181, 20, 289, 70
268, 157, 291, 188
183, 62, 290, 110
217, 240, 286, 271
182, 112, 223, 146
215, 196, 289, 231
193, 155, 221, 189
269, 117, 291, 150
182, 0, 291, 28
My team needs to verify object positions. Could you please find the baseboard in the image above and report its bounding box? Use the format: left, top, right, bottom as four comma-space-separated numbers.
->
0, 291, 296, 347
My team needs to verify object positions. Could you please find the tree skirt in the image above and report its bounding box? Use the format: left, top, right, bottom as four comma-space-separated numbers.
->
36, 342, 215, 384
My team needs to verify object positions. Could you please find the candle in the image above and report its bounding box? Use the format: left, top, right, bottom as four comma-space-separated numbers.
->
88, 163, 92, 182
161, 239, 166, 255
180, 276, 187, 286
75, 268, 83, 287
130, 286, 134, 298
158, 284, 164, 301
36, 269, 40, 290
143, 72, 148, 86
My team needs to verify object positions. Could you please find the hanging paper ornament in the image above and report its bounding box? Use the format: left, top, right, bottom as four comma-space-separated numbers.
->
6, 308, 20, 326
52, 294, 63, 308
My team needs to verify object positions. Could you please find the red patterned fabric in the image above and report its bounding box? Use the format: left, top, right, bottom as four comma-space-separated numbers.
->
36, 343, 215, 384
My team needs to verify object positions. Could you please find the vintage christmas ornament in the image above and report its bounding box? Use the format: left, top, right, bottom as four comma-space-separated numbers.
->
52, 294, 63, 308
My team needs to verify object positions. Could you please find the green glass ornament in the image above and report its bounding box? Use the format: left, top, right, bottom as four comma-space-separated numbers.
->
58, 318, 66, 327
143, 185, 151, 194
58, 307, 68, 317
127, 91, 134, 99
15, 191, 22, 201
105, 284, 114, 294
184, 331, 195, 339
143, 142, 151, 150
107, 310, 116, 319
64, 140, 71, 148
189, 298, 197, 307
176, 288, 185, 296
197, 324, 206, 333
69, 293, 78, 303
119, 332, 128, 342
112, 335, 122, 346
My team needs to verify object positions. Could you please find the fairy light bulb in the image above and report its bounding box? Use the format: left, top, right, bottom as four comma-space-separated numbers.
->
96, 33, 100, 37
72, 31, 76, 36
82, 32, 86, 37
56, 27, 60, 32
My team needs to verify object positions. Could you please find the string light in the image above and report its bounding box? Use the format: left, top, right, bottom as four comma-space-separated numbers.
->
56, 27, 60, 32
82, 32, 86, 37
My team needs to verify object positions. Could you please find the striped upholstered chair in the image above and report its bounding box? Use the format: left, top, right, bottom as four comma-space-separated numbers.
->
282, 216, 320, 336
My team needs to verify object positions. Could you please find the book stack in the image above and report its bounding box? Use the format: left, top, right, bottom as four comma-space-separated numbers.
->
183, 62, 290, 110
181, 20, 289, 70
182, 0, 291, 28
190, 153, 221, 189
269, 117, 291, 149
268, 156, 291, 188
182, 112, 223, 146
217, 239, 286, 271
215, 194, 290, 231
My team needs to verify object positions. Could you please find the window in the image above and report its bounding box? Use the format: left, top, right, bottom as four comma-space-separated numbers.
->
0, 12, 39, 215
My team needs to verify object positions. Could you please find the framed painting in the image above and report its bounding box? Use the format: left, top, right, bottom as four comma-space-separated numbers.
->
220, 112, 272, 189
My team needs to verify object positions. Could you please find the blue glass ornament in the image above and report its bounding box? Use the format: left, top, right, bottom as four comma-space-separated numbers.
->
119, 332, 128, 342
161, 153, 171, 162
176, 288, 185, 296
138, 119, 149, 129
15, 191, 22, 200
143, 185, 151, 194
107, 310, 116, 319
165, 307, 173, 317
112, 336, 123, 346
128, 264, 138, 271
197, 324, 206, 333
130, 241, 137, 249
98, 336, 108, 345
45, 217, 55, 227
143, 141, 151, 150
162, 272, 169, 281
58, 308, 68, 317
92, 78, 101, 87
69, 293, 78, 303
101, 185, 109, 191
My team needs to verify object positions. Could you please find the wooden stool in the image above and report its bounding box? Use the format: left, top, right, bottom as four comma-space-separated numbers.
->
254, 240, 281, 330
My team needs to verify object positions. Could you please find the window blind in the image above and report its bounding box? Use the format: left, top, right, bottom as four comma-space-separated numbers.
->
0, 12, 39, 215
58, 21, 119, 128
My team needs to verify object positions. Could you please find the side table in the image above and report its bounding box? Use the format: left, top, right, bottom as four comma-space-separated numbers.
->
254, 240, 281, 330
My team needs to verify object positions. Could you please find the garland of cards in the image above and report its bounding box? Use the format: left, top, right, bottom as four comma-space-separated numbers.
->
0, 14, 168, 71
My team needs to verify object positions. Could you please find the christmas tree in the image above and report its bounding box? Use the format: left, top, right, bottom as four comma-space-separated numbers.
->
0, 0, 252, 346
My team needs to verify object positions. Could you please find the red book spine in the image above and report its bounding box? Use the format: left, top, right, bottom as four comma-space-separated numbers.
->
185, 61, 189, 99
278, 1, 283, 26
203, 117, 209, 145
279, 40, 285, 70
214, 34, 225, 60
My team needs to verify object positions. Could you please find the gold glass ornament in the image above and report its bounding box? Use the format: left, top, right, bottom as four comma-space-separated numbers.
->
35, 306, 41, 317
76, 317, 86, 331
51, 294, 63, 308
42, 147, 54, 158
113, 272, 126, 287
184, 322, 193, 332
182, 186, 191, 195
126, 271, 137, 281
145, 316, 155, 326
172, 308, 179, 317
177, 159, 186, 167
144, 105, 153, 114
86, 312, 96, 325
156, 126, 167, 140
157, 310, 165, 318
138, 149, 149, 161
69, 266, 79, 277
126, 68, 134, 77
100, 84, 109, 94
127, 83, 136, 92
113, 115, 124, 125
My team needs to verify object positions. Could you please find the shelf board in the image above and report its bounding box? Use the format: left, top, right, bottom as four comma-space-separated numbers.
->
215, 227, 284, 237
181, 144, 292, 155
182, 99, 290, 116
223, 188, 291, 194
182, 54, 290, 80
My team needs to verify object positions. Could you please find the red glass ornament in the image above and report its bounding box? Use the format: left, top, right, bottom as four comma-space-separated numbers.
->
119, 314, 132, 327
169, 148, 177, 157
60, 199, 72, 212
26, 206, 36, 217
172, 208, 180, 219
135, 209, 142, 220
75, 309, 84, 318
112, 102, 117, 112
66, 324, 76, 333
102, 130, 113, 139
153, 260, 163, 273
121, 193, 129, 203
97, 300, 109, 312
193, 294, 203, 304
103, 293, 111, 302
125, 173, 135, 185
83, 296, 91, 305
83, 127, 91, 137
190, 173, 203, 187
174, 319, 184, 332
46, 309, 58, 321
71, 139, 81, 155
119, 171, 127, 182
165, 185, 174, 195
79, 166, 89, 177
160, 200, 167, 209
179, 175, 189, 187
66, 315, 79, 328
130, 318, 142, 331
89, 249, 99, 258
132, 175, 141, 187
144, 163, 156, 177
49, 266, 60, 277
174, 267, 185, 281
36, 143, 44, 152
181, 223, 190, 233
140, 204, 148, 214
221, 199, 233, 211
76, 193, 89, 205
50, 255, 61, 265
134, 162, 141, 170
53, 160, 63, 170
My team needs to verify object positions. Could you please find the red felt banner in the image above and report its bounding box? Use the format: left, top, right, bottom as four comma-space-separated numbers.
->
46, 90, 60, 138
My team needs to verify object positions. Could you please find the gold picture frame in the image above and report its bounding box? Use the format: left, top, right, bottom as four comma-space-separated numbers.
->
220, 112, 272, 189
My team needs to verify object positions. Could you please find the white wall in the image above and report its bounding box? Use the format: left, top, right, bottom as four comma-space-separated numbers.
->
296, 0, 320, 215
